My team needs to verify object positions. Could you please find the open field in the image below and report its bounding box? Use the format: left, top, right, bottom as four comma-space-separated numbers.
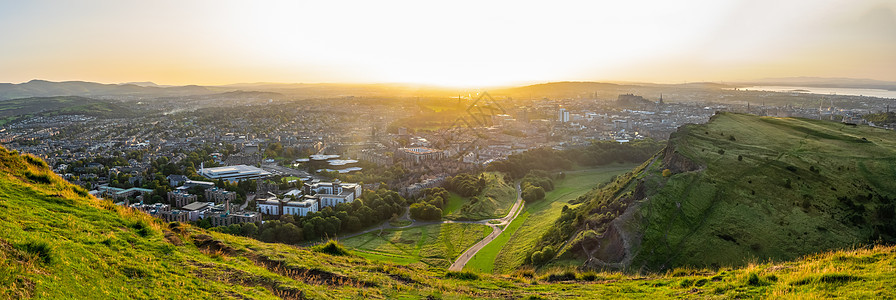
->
340, 223, 492, 269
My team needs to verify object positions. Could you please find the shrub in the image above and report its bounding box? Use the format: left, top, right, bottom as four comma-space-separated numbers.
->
581, 272, 598, 281
444, 271, 479, 280
545, 270, 577, 282
746, 272, 760, 286
25, 171, 53, 184
312, 240, 350, 256
717, 149, 725, 155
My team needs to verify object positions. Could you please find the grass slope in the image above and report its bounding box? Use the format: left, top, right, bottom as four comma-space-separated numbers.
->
445, 172, 517, 221
550, 112, 896, 271
1, 145, 896, 298
465, 165, 637, 274
340, 223, 491, 269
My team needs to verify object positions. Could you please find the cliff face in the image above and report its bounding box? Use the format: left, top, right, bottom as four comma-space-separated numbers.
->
552, 113, 896, 271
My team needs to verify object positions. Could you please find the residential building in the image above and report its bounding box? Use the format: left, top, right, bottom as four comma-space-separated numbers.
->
167, 190, 197, 208
204, 187, 237, 204
396, 147, 444, 164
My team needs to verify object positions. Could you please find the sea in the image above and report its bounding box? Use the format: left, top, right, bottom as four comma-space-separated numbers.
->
737, 86, 896, 99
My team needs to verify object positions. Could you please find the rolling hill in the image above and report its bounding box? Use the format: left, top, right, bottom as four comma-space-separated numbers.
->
0, 96, 139, 125
1, 137, 896, 298
0, 80, 214, 100
538, 112, 896, 272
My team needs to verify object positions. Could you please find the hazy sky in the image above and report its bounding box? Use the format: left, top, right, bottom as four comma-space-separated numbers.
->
1, 0, 895, 87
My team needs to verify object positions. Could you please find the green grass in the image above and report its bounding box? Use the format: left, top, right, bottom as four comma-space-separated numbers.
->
445, 172, 517, 221
2, 145, 896, 298
281, 176, 300, 183
441, 192, 465, 216
546, 112, 896, 272
340, 223, 491, 269
464, 211, 530, 273
478, 165, 638, 274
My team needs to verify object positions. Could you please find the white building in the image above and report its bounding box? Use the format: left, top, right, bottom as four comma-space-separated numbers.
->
303, 180, 362, 208
256, 195, 319, 217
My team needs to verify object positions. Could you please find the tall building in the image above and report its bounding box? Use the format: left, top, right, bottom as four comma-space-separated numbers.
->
558, 108, 570, 123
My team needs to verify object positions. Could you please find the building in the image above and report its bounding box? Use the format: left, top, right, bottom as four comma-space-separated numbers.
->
559, 108, 570, 123
198, 164, 272, 183
181, 201, 214, 221
96, 185, 154, 201
256, 195, 319, 217
207, 211, 261, 227
396, 147, 444, 164
204, 187, 237, 204
166, 174, 189, 187
303, 180, 362, 209
167, 190, 197, 208
158, 210, 190, 223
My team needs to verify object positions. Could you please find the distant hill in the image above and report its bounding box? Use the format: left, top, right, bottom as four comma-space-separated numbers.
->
0, 96, 138, 125
119, 81, 163, 87
0, 80, 214, 100
539, 112, 896, 271
488, 81, 732, 100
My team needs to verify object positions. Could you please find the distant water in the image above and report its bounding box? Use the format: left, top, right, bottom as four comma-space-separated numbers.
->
738, 86, 896, 99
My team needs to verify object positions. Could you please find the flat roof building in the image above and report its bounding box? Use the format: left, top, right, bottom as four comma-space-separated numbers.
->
198, 164, 272, 183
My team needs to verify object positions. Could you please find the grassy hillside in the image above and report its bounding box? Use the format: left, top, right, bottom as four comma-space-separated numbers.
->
445, 172, 517, 221
0, 96, 137, 125
465, 165, 637, 274
540, 112, 896, 272
2, 143, 896, 298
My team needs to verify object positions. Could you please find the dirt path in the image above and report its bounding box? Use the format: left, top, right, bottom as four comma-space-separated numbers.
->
448, 183, 524, 271
308, 184, 526, 264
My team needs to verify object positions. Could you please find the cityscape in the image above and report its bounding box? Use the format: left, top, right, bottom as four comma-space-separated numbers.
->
2, 0, 896, 299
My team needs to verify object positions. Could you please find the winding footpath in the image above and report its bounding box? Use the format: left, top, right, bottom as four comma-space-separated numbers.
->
447, 184, 524, 271
325, 184, 526, 271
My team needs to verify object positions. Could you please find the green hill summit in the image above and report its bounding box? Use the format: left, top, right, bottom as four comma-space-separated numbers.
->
540, 112, 896, 271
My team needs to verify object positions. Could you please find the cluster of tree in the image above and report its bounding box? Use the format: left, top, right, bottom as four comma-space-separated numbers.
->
410, 187, 449, 220
521, 170, 554, 191
519, 170, 554, 203
521, 184, 545, 203
445, 173, 486, 197
409, 202, 442, 220
489, 139, 663, 179
264, 142, 314, 160
211, 187, 408, 244
528, 245, 555, 266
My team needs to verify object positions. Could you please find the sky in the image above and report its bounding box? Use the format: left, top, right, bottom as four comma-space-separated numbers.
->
1, 0, 895, 87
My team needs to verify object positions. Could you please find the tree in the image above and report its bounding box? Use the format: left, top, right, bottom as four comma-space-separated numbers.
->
241, 222, 258, 237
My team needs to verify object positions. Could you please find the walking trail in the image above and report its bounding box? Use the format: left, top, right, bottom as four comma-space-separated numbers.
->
327, 184, 526, 271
